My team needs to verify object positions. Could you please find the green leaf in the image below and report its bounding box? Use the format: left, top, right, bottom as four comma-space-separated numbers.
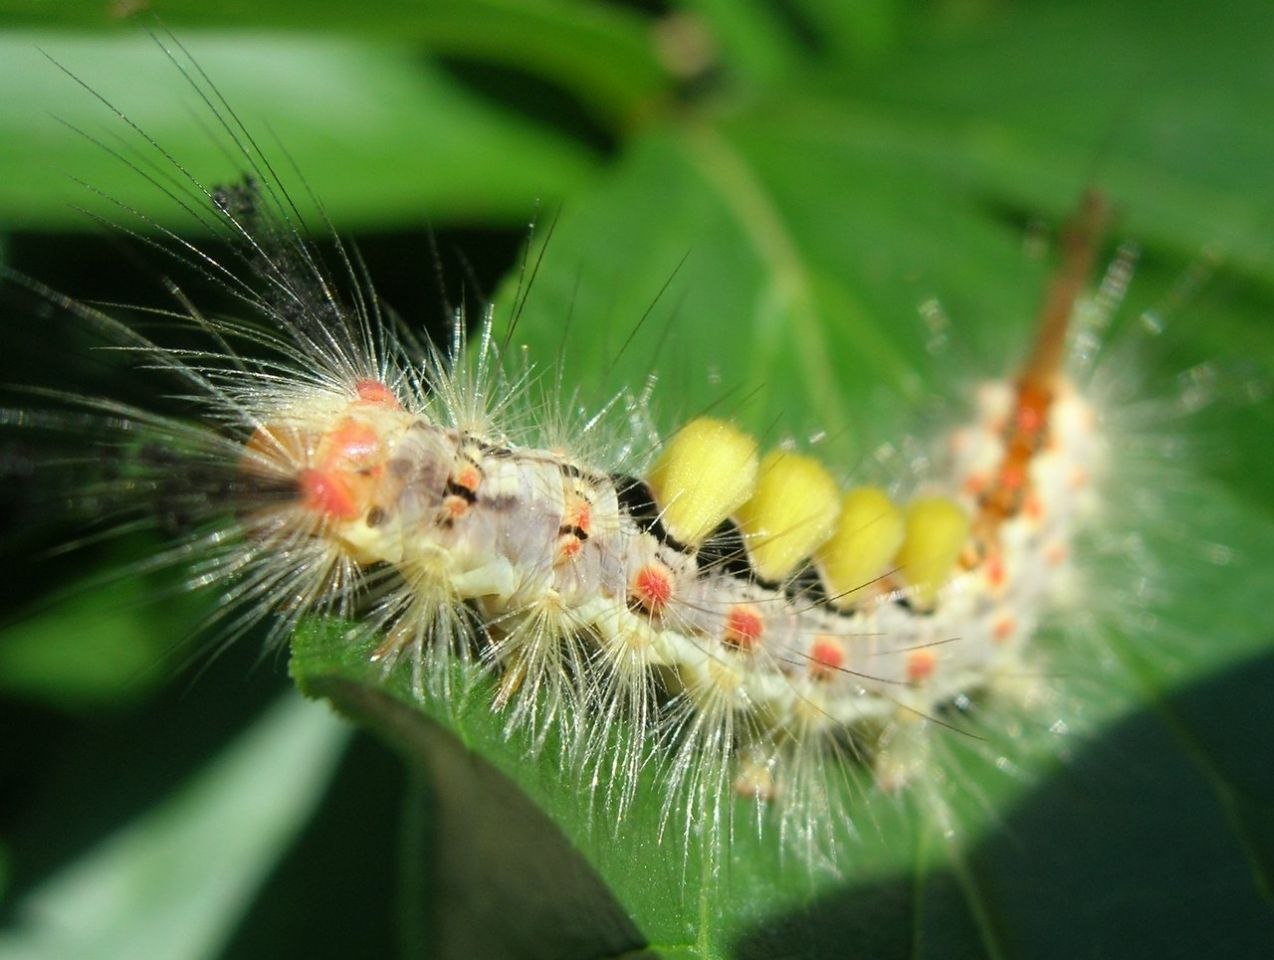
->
0, 695, 348, 960
4, 1, 1273, 957
0, 1, 672, 127
0, 32, 597, 231
819, 0, 1274, 287
0, 557, 209, 710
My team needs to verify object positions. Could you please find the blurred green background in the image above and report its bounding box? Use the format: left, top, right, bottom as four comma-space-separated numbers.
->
0, 1, 1271, 958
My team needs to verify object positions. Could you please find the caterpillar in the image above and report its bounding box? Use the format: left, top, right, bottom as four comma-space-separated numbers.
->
240, 185, 1109, 849
2, 25, 1270, 960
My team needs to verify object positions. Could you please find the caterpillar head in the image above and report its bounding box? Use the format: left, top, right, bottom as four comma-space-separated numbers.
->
239, 378, 411, 561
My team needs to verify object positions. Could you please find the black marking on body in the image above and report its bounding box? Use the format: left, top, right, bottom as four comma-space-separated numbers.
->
558, 523, 589, 542
444, 479, 478, 504
893, 596, 935, 616
558, 461, 607, 486
785, 562, 855, 618
696, 519, 754, 581
613, 475, 784, 588
612, 474, 676, 546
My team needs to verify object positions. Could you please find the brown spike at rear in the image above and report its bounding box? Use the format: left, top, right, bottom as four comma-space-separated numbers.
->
1019, 189, 1112, 398
978, 191, 1111, 537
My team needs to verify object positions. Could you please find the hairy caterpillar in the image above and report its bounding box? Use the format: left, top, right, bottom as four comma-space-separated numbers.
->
6, 99, 1101, 843
2, 24, 1271, 960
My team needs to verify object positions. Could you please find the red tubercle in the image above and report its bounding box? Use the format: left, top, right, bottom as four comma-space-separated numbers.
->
998, 463, 1026, 491
984, 551, 1006, 589
630, 564, 673, 614
355, 379, 402, 409
324, 418, 382, 466
555, 499, 592, 566
993, 615, 1016, 645
724, 605, 764, 650
1014, 400, 1045, 435
809, 635, 845, 679
298, 468, 359, 520
905, 649, 937, 684
453, 464, 482, 493
293, 415, 390, 522
443, 495, 471, 521
556, 535, 583, 562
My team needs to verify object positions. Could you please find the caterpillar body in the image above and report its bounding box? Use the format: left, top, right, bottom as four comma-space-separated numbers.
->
8, 144, 1109, 867
5, 32, 1267, 958
240, 199, 1103, 834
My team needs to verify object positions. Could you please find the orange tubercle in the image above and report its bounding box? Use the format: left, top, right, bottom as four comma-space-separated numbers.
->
809, 635, 845, 679
453, 464, 482, 494
323, 418, 382, 467
630, 564, 673, 613
993, 615, 1016, 645
723, 605, 764, 650
906, 649, 937, 684
355, 379, 401, 409
298, 468, 359, 520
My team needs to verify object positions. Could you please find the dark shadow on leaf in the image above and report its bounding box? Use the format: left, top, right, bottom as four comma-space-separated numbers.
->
303, 675, 653, 960
222, 731, 402, 958
734, 647, 1274, 960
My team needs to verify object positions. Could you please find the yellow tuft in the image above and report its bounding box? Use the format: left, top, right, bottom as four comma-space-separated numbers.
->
895, 496, 970, 610
735, 450, 840, 582
646, 418, 759, 546
815, 487, 904, 607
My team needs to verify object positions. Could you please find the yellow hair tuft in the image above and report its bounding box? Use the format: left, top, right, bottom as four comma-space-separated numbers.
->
735, 450, 840, 582
646, 418, 759, 546
815, 486, 904, 607
895, 496, 970, 610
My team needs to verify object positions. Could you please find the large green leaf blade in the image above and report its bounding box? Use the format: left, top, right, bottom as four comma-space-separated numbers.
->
4, 1, 1272, 956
